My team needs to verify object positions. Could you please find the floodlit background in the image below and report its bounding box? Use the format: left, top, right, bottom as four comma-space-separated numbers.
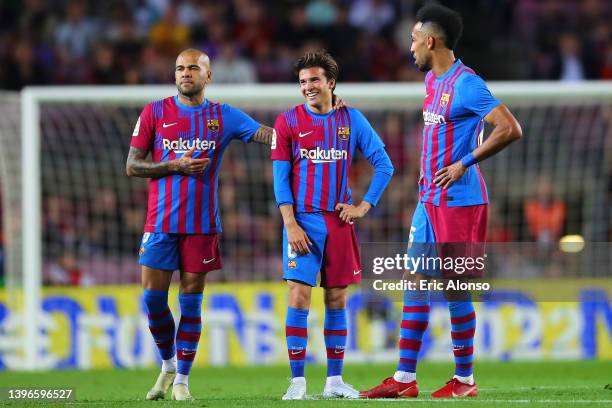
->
0, 0, 610, 372
1, 0, 611, 89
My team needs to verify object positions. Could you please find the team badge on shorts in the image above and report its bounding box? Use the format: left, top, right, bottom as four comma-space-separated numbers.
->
288, 260, 297, 269
207, 119, 219, 132
337, 127, 350, 140
139, 246, 145, 256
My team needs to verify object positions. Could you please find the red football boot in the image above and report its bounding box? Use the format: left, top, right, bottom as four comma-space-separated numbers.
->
359, 377, 419, 399
431, 378, 478, 398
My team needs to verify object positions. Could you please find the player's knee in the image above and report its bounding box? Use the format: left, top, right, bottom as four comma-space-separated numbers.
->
444, 288, 471, 302
288, 293, 310, 309
287, 281, 311, 309
179, 281, 205, 293
179, 270, 207, 293
324, 287, 347, 309
141, 266, 173, 291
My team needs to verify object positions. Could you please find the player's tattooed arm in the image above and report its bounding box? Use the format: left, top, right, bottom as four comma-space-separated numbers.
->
252, 126, 275, 145
126, 146, 210, 178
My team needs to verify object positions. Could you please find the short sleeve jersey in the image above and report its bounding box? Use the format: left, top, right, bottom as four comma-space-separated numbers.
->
130, 96, 261, 233
420, 59, 501, 206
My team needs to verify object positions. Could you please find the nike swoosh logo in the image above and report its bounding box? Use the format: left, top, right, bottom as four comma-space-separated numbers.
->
451, 385, 475, 397
397, 385, 416, 396
299, 131, 313, 138
163, 122, 177, 128
353, 270, 361, 275
334, 349, 345, 354
203, 258, 216, 264
290, 350, 304, 355
182, 350, 196, 356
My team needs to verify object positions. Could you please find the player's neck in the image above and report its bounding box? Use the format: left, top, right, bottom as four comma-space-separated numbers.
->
431, 51, 456, 77
307, 101, 333, 115
178, 93, 205, 107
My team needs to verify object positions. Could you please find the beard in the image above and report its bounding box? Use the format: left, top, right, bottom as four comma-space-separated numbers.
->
413, 53, 432, 72
416, 58, 432, 72
417, 62, 431, 72
176, 82, 204, 97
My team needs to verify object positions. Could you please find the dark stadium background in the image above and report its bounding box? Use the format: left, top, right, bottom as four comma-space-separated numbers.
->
0, 0, 610, 91
0, 2, 610, 395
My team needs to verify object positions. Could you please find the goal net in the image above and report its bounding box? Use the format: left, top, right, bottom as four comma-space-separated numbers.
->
0, 82, 611, 369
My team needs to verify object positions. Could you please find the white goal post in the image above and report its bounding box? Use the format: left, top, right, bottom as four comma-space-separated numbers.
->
15, 81, 612, 369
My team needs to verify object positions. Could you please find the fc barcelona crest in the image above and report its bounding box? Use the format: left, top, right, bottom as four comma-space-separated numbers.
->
207, 119, 219, 132
440, 93, 450, 107
337, 127, 350, 141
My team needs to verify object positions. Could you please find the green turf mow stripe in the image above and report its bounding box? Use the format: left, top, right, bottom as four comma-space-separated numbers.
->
1, 361, 610, 407
342, 399, 612, 404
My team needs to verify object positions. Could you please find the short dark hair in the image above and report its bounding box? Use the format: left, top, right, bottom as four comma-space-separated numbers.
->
416, 4, 463, 50
294, 50, 339, 88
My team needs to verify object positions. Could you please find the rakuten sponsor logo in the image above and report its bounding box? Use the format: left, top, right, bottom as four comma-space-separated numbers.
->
162, 138, 216, 152
423, 111, 446, 125
299, 147, 347, 163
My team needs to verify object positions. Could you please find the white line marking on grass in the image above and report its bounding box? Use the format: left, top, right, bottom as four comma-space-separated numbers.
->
354, 400, 612, 404
61, 398, 612, 405
423, 386, 596, 392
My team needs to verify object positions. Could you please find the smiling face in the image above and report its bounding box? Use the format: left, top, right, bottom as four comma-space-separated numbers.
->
298, 66, 335, 114
175, 50, 211, 98
410, 22, 434, 72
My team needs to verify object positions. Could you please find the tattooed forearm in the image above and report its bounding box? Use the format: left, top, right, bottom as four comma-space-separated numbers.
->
252, 125, 275, 145
126, 146, 177, 178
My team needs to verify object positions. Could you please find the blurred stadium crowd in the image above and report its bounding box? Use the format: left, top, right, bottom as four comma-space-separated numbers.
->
30, 102, 609, 286
0, 0, 611, 90
0, 0, 611, 287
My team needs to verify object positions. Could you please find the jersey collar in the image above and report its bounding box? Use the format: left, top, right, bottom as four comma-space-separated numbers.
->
174, 95, 209, 111
303, 103, 335, 118
434, 59, 463, 81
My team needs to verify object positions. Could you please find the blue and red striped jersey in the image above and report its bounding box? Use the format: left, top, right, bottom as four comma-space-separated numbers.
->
420, 59, 501, 207
271, 104, 386, 213
130, 96, 261, 233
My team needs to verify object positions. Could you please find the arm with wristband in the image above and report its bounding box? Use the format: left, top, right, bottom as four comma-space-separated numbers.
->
460, 151, 478, 168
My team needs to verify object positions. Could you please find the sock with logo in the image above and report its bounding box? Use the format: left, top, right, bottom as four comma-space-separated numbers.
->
175, 292, 203, 379
324, 308, 347, 379
143, 289, 176, 368
449, 299, 476, 379
394, 290, 430, 383
286, 307, 309, 378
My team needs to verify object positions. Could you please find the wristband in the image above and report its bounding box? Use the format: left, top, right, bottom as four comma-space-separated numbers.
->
461, 152, 478, 168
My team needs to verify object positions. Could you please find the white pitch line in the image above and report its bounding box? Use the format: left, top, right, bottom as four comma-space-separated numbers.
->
353, 400, 612, 404
423, 386, 595, 392
61, 399, 612, 405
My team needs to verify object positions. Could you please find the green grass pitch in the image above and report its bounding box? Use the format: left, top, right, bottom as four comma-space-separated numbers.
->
0, 361, 611, 407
